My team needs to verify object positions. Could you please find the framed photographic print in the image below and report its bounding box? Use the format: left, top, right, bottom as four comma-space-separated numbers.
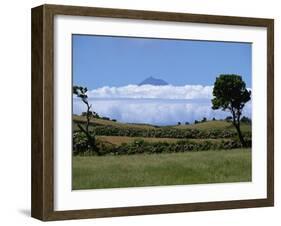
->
31, 4, 274, 221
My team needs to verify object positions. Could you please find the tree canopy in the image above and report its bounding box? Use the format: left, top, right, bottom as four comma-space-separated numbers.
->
212, 74, 251, 146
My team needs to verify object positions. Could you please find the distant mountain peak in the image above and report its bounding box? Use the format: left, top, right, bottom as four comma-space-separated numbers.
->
139, 76, 168, 86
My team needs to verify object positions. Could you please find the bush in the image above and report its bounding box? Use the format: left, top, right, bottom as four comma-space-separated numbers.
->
241, 116, 252, 124
73, 132, 88, 155
73, 131, 252, 156
201, 117, 207, 122
87, 125, 240, 139
72, 132, 98, 156
225, 116, 232, 122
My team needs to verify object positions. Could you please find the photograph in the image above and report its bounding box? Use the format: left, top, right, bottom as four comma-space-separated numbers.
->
72, 34, 252, 190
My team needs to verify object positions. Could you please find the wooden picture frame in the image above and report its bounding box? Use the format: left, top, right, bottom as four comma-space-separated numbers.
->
31, 4, 274, 221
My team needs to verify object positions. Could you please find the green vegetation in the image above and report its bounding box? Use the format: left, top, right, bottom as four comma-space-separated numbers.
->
73, 116, 251, 156
73, 115, 251, 132
96, 135, 229, 146
175, 120, 251, 133
73, 115, 156, 129
175, 120, 235, 130
212, 74, 251, 146
73, 86, 100, 155
72, 75, 252, 189
74, 133, 247, 156
73, 148, 252, 189
73, 117, 251, 140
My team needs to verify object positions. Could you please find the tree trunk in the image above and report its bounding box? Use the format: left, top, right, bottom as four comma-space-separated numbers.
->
86, 104, 90, 135
77, 123, 101, 155
234, 124, 246, 147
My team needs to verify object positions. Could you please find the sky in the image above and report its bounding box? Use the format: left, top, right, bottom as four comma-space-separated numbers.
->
72, 35, 252, 125
72, 35, 252, 89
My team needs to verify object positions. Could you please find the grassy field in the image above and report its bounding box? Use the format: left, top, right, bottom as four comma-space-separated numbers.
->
73, 115, 156, 129
173, 120, 251, 132
72, 148, 251, 190
73, 115, 251, 132
175, 120, 231, 129
96, 135, 229, 146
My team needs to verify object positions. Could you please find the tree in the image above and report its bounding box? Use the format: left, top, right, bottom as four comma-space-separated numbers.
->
201, 117, 207, 123
212, 75, 251, 147
73, 85, 101, 155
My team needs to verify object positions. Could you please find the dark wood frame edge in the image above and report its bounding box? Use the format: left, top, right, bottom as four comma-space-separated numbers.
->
31, 4, 274, 221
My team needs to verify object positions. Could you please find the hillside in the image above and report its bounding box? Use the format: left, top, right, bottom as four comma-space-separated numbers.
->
173, 120, 251, 132
73, 115, 251, 133
73, 115, 156, 130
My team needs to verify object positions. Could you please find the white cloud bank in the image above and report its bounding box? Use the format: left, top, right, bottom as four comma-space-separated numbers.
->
73, 84, 252, 125
86, 84, 214, 99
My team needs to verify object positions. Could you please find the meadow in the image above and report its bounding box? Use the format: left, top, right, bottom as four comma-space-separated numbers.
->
73, 148, 252, 190
72, 115, 252, 189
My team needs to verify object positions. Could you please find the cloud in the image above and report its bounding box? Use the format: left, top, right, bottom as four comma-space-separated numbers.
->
73, 98, 252, 126
86, 84, 214, 99
73, 84, 252, 125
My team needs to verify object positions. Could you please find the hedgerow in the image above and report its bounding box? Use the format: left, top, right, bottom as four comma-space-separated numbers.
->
73, 131, 251, 156
75, 125, 251, 139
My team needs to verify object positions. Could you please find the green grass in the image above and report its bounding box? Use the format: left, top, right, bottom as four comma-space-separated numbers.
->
73, 115, 251, 133
73, 115, 156, 129
72, 148, 251, 190
173, 120, 251, 132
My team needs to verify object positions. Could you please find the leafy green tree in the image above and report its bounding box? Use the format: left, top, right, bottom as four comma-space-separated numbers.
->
73, 85, 100, 155
212, 75, 251, 147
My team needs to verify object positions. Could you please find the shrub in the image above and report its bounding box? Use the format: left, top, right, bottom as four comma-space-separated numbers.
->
201, 117, 207, 122
88, 125, 240, 139
241, 116, 252, 124
225, 116, 232, 122
73, 133, 252, 156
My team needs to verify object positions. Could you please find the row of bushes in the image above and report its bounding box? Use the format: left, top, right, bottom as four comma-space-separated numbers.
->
73, 132, 251, 156
84, 125, 251, 139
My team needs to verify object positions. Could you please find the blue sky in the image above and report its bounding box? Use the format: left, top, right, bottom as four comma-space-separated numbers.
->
72, 35, 252, 89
